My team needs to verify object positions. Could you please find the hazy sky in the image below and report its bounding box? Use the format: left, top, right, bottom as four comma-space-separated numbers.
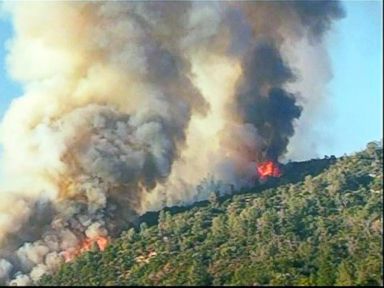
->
0, 0, 382, 158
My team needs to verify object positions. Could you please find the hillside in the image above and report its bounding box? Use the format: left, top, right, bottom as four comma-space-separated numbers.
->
40, 142, 383, 286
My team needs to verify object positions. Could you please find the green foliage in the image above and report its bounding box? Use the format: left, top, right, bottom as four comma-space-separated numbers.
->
40, 143, 383, 286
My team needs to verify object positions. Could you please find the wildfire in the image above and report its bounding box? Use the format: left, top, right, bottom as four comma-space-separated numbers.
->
256, 161, 281, 180
62, 236, 109, 263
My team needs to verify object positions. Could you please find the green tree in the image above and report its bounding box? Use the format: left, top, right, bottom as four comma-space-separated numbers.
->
336, 260, 355, 285
208, 191, 220, 207
39, 144, 383, 287
123, 227, 137, 242
315, 245, 336, 286
187, 258, 212, 285
366, 141, 379, 158
140, 222, 149, 238
211, 215, 227, 239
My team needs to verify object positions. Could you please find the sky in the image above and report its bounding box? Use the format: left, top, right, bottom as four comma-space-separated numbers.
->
0, 0, 382, 159
325, 0, 383, 156
0, 5, 21, 117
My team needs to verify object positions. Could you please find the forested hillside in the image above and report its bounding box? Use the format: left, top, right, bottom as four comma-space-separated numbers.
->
40, 142, 383, 286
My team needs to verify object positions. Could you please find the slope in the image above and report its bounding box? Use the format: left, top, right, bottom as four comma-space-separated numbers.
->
40, 142, 383, 286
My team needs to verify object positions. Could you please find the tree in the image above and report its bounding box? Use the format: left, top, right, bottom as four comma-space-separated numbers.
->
140, 222, 149, 238
187, 258, 212, 285
366, 141, 379, 157
208, 191, 220, 207
356, 256, 382, 286
336, 260, 355, 286
315, 245, 336, 286
123, 228, 137, 242
158, 210, 171, 235
39, 145, 383, 287
228, 212, 246, 238
211, 215, 227, 239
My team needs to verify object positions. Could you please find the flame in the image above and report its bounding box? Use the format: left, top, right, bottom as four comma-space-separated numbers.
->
62, 236, 109, 263
256, 161, 281, 180
95, 236, 108, 251
61, 249, 76, 263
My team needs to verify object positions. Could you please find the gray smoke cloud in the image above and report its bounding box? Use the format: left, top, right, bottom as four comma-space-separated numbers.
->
0, 1, 344, 285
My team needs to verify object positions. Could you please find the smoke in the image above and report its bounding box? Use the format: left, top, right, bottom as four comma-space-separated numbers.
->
0, 1, 344, 285
232, 41, 302, 161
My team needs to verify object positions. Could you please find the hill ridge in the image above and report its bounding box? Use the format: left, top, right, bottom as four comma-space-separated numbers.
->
39, 143, 383, 286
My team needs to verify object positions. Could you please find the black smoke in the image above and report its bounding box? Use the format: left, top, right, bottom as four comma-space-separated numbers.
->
233, 0, 345, 162
234, 42, 302, 162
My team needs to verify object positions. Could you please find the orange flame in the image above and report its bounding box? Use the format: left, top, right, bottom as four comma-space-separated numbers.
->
256, 161, 281, 180
62, 249, 76, 263
62, 236, 109, 263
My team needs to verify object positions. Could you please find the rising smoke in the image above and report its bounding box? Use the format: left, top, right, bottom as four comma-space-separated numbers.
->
0, 1, 344, 285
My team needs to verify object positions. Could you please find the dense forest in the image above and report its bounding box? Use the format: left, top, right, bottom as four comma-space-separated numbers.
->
40, 142, 383, 286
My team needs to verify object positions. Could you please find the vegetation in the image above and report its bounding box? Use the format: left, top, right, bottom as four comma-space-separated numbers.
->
40, 142, 383, 286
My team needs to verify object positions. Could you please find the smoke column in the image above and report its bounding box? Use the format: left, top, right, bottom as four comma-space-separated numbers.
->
0, 1, 344, 285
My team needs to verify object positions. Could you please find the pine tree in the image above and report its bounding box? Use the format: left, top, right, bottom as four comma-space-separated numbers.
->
316, 245, 336, 286
336, 260, 355, 285
187, 258, 211, 285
